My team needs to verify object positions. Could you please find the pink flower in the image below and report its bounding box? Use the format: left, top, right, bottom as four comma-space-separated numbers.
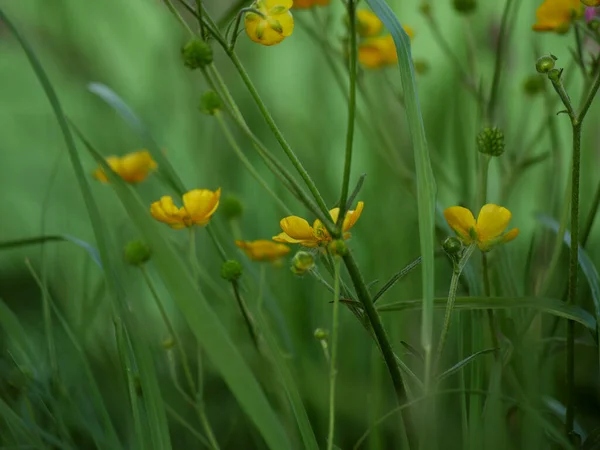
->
585, 6, 598, 22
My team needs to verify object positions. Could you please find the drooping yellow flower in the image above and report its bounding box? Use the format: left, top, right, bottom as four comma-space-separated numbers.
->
273, 202, 364, 248
93, 150, 157, 184
358, 28, 414, 69
443, 204, 519, 252
293, 0, 330, 8
532, 0, 583, 33
236, 240, 291, 262
357, 10, 383, 37
150, 188, 221, 229
245, 0, 294, 46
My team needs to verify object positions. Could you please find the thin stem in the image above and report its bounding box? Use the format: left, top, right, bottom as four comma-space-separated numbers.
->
326, 257, 341, 450
162, 0, 194, 35
579, 66, 600, 121
482, 253, 500, 358
574, 23, 588, 81
487, 0, 514, 122
214, 112, 292, 215
336, 0, 357, 235
232, 280, 260, 350
581, 178, 600, 247
206, 224, 228, 263
194, 0, 205, 37
435, 244, 476, 373
228, 8, 263, 51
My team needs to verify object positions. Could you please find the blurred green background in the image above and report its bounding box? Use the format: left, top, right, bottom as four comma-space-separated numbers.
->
1, 0, 600, 448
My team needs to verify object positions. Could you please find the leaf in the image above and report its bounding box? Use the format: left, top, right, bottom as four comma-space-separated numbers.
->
378, 296, 596, 331
372, 256, 421, 303
437, 348, 496, 383
364, 0, 437, 351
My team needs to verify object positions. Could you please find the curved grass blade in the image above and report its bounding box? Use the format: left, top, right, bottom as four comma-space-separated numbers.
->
364, 0, 437, 362
378, 296, 596, 331
372, 256, 422, 304
0, 10, 170, 449
0, 299, 35, 365
437, 348, 496, 383
88, 82, 186, 196
0, 235, 102, 268
79, 132, 291, 449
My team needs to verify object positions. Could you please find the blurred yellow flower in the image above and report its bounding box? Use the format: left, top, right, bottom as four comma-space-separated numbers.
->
532, 0, 582, 33
93, 150, 157, 184
582, 0, 600, 6
245, 0, 294, 46
273, 202, 364, 247
293, 0, 330, 8
357, 10, 383, 37
150, 188, 221, 229
444, 204, 519, 252
358, 28, 413, 69
236, 240, 291, 262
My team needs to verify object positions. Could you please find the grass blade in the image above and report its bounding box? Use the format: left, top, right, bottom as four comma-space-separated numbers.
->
437, 348, 496, 383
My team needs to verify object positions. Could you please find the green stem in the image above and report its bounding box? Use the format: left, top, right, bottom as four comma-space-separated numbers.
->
581, 178, 600, 247
232, 280, 260, 350
206, 224, 228, 263
336, 0, 357, 235
226, 52, 330, 218
326, 257, 341, 450
214, 112, 292, 215
482, 253, 500, 358
162, 0, 194, 35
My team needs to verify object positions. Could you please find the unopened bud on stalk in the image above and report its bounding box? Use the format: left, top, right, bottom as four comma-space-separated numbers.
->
413, 59, 430, 75
181, 38, 213, 70
328, 240, 348, 256
199, 91, 222, 115
547, 68, 562, 83
314, 328, 329, 340
443, 237, 463, 256
522, 74, 545, 96
220, 260, 243, 281
477, 127, 505, 157
535, 55, 556, 74
124, 240, 152, 266
452, 0, 476, 14
221, 195, 244, 220
291, 251, 315, 275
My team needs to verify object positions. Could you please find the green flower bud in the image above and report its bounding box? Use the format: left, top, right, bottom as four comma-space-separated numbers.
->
221, 195, 244, 220
181, 38, 213, 70
443, 237, 463, 255
199, 90, 222, 115
413, 59, 430, 76
452, 0, 476, 14
535, 55, 556, 74
328, 240, 348, 256
162, 338, 175, 349
547, 68, 561, 83
418, 3, 432, 16
291, 251, 315, 275
522, 74, 545, 96
124, 240, 152, 266
476, 127, 505, 157
220, 259, 243, 281
314, 328, 329, 340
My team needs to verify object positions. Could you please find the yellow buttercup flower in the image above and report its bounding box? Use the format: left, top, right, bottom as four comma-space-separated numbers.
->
358, 28, 414, 69
273, 202, 364, 248
150, 188, 221, 229
93, 150, 157, 184
293, 0, 330, 7
245, 0, 294, 46
236, 240, 291, 262
357, 10, 383, 37
532, 0, 582, 33
443, 204, 519, 252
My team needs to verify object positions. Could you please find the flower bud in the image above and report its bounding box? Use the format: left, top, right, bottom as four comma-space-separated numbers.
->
221, 195, 244, 220
476, 127, 505, 157
124, 240, 152, 266
220, 259, 243, 281
418, 3, 432, 16
522, 74, 545, 96
547, 68, 561, 83
535, 55, 556, 74
181, 38, 213, 70
314, 328, 329, 340
291, 251, 315, 275
199, 91, 223, 115
413, 58, 430, 75
443, 237, 462, 256
328, 239, 348, 256
452, 0, 476, 14
162, 337, 175, 349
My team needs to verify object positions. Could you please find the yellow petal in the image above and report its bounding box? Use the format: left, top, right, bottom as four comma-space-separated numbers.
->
343, 201, 364, 232
150, 196, 186, 228
119, 150, 157, 183
358, 40, 386, 69
476, 204, 512, 242
182, 188, 221, 226
237, 239, 290, 261
267, 0, 293, 9
444, 206, 476, 242
502, 228, 520, 244
274, 10, 294, 37
93, 156, 121, 183
532, 0, 581, 32
280, 216, 315, 240
357, 10, 383, 37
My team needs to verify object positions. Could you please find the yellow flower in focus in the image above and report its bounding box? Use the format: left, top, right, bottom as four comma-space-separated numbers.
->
245, 0, 294, 46
357, 10, 383, 37
443, 204, 519, 252
150, 188, 221, 229
93, 150, 157, 184
236, 240, 291, 262
532, 0, 582, 33
358, 28, 414, 69
273, 202, 364, 247
293, 0, 330, 8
